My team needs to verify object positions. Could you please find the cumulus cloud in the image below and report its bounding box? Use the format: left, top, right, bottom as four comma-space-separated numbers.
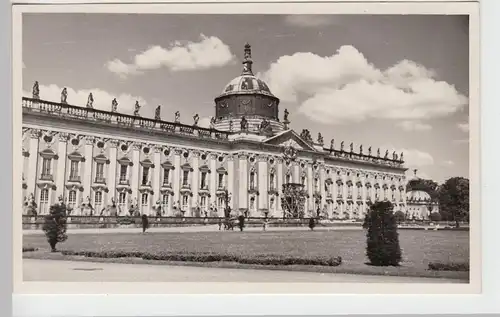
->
106, 35, 235, 78
23, 84, 147, 115
284, 15, 339, 27
396, 120, 432, 131
259, 45, 468, 125
458, 122, 469, 132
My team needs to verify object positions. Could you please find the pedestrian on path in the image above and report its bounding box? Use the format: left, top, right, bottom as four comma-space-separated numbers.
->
141, 214, 149, 233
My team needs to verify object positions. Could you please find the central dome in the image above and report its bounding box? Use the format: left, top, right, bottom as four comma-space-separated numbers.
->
213, 43, 283, 134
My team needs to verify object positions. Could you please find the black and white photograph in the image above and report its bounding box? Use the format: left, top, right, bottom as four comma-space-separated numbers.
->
13, 2, 478, 293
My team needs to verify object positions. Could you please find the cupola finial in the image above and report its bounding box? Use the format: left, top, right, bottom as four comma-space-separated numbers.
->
242, 43, 253, 75
413, 169, 418, 177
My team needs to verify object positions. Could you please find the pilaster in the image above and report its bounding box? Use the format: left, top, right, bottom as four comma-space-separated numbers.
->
108, 141, 118, 204
131, 143, 141, 202
153, 146, 162, 207
27, 129, 40, 199
82, 136, 94, 199
173, 148, 183, 205
209, 153, 217, 205
276, 158, 283, 215
55, 133, 68, 199
307, 164, 313, 212
192, 151, 200, 208
227, 155, 234, 210
238, 153, 248, 210
257, 156, 268, 212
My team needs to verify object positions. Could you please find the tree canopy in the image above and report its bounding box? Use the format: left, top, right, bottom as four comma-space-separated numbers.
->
437, 177, 469, 227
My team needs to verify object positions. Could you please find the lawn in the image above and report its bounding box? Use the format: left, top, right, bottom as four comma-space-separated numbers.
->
23, 229, 470, 280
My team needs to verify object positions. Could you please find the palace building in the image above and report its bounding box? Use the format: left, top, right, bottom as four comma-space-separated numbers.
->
21, 43, 409, 219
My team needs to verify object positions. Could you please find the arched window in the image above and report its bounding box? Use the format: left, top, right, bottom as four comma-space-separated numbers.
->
68, 190, 77, 210
141, 193, 149, 206
94, 191, 103, 214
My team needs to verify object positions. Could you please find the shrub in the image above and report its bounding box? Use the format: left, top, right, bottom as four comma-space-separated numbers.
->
363, 201, 402, 266
237, 215, 245, 231
22, 247, 38, 252
428, 262, 469, 271
308, 218, 316, 230
393, 210, 406, 224
59, 250, 343, 267
42, 203, 68, 252
429, 212, 442, 222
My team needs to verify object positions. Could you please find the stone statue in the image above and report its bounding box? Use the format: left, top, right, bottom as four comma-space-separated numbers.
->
155, 105, 161, 120
284, 109, 289, 122
340, 141, 344, 151
350, 142, 353, 152
377, 148, 380, 157
317, 133, 324, 145
174, 111, 180, 123
330, 139, 334, 150
229, 119, 234, 132
210, 117, 216, 129
240, 116, 248, 131
193, 113, 200, 126
86, 93, 94, 108
300, 129, 312, 143
359, 145, 363, 155
111, 98, 118, 112
392, 151, 397, 160
32, 81, 40, 99
400, 152, 404, 161
27, 193, 35, 206
61, 88, 68, 104
368, 146, 372, 156
58, 195, 64, 205
85, 195, 91, 206
133, 101, 141, 117
384, 150, 389, 159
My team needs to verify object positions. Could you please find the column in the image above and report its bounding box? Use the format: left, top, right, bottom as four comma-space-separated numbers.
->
108, 141, 118, 204
257, 156, 268, 212
152, 146, 161, 207
26, 129, 40, 199
320, 166, 326, 211
276, 158, 284, 215
238, 153, 248, 211
209, 153, 217, 204
227, 155, 234, 210
293, 163, 300, 183
131, 143, 141, 203
192, 151, 200, 209
307, 164, 313, 212
55, 133, 68, 199
173, 149, 182, 205
82, 136, 94, 199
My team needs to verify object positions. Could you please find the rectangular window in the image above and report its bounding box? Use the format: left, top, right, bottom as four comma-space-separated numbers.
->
96, 162, 104, 179
163, 169, 170, 185
95, 191, 103, 204
39, 189, 49, 214
269, 174, 275, 190
161, 194, 169, 215
217, 197, 224, 214
182, 195, 189, 210
142, 167, 150, 185
41, 158, 52, 176
118, 192, 127, 204
69, 161, 79, 179
141, 193, 149, 206
183, 170, 189, 186
201, 196, 207, 210
120, 165, 128, 182
200, 172, 207, 189
219, 174, 224, 188
249, 172, 255, 190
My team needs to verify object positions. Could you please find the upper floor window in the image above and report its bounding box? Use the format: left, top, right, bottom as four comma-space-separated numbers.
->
269, 173, 275, 190
41, 158, 52, 176
142, 167, 150, 186
200, 172, 207, 189
163, 169, 170, 185
119, 165, 128, 182
95, 162, 105, 179
249, 172, 255, 190
183, 170, 189, 186
69, 161, 79, 179
314, 178, 320, 192
218, 173, 224, 189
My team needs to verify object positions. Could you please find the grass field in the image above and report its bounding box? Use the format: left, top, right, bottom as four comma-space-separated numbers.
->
23, 229, 469, 279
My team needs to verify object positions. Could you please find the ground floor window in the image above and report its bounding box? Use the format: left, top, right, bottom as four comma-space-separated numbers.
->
94, 191, 103, 214
161, 194, 169, 215
68, 190, 77, 210
217, 196, 224, 214
39, 189, 49, 214
182, 195, 189, 212
141, 193, 149, 214
118, 192, 127, 213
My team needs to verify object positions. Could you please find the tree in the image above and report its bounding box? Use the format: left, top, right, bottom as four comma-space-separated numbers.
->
407, 178, 439, 201
429, 212, 442, 222
362, 201, 402, 266
437, 177, 469, 228
393, 210, 406, 224
42, 203, 68, 252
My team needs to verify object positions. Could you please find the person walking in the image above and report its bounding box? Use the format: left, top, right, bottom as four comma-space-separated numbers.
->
141, 214, 149, 233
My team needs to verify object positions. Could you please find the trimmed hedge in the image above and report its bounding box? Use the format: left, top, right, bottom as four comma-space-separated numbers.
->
428, 262, 469, 271
60, 250, 343, 267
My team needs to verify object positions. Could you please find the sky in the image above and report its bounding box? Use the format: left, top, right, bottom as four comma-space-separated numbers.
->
22, 13, 470, 184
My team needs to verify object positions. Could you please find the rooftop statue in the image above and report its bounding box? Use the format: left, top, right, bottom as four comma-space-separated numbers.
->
133, 101, 141, 117
193, 113, 200, 126
350, 142, 353, 152
210, 116, 216, 129
111, 98, 118, 112
174, 111, 180, 123
384, 150, 389, 159
86, 93, 94, 109
32, 81, 40, 99
284, 108, 289, 122
392, 151, 397, 160
340, 141, 344, 152
61, 88, 68, 104
368, 146, 372, 156
377, 148, 380, 157
400, 152, 404, 161
155, 105, 161, 120
317, 133, 324, 145
360, 144, 363, 155
330, 139, 334, 150
240, 116, 248, 131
